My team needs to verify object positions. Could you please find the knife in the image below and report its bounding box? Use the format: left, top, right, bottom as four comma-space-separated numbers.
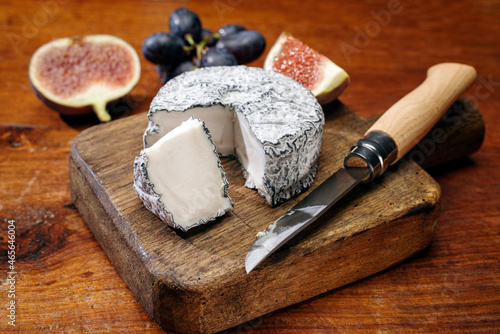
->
245, 62, 477, 273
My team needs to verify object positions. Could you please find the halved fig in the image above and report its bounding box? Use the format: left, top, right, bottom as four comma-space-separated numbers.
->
263, 32, 349, 105
28, 34, 141, 122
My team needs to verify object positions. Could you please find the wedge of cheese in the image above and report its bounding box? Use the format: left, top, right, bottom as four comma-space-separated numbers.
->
133, 117, 233, 231
144, 66, 324, 207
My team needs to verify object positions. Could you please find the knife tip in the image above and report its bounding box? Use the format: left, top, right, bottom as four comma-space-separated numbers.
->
245, 251, 264, 274
244, 257, 257, 274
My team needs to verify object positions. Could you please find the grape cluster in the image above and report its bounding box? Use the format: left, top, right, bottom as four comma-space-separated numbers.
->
142, 7, 266, 84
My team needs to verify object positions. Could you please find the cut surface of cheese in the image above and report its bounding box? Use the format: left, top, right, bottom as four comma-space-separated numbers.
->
134, 117, 233, 231
144, 66, 324, 207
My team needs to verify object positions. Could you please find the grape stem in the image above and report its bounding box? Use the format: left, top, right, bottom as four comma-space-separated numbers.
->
184, 32, 221, 68
195, 42, 206, 67
185, 33, 196, 46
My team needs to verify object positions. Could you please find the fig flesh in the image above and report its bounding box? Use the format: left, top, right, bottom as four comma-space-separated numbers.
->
264, 32, 349, 105
28, 34, 141, 122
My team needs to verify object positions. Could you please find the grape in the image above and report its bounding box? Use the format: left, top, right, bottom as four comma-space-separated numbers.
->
142, 32, 186, 66
168, 60, 196, 80
201, 28, 218, 47
216, 30, 265, 64
200, 48, 237, 67
216, 24, 246, 38
143, 7, 267, 84
156, 64, 169, 85
169, 7, 202, 43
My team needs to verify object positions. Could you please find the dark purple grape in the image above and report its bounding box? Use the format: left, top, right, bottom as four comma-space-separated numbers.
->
169, 7, 202, 43
200, 48, 237, 67
201, 28, 218, 47
216, 24, 246, 38
215, 30, 265, 64
142, 32, 186, 66
168, 60, 196, 80
156, 64, 169, 85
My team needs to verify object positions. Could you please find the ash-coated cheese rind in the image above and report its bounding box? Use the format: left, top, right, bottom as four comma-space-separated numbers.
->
134, 117, 233, 231
144, 66, 324, 207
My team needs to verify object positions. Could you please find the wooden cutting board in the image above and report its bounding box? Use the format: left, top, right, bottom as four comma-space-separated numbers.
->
69, 97, 483, 334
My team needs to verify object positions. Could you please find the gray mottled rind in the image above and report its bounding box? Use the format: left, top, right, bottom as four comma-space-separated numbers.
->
144, 66, 324, 207
133, 117, 233, 231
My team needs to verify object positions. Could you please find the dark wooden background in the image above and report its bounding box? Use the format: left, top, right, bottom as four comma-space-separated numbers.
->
0, 0, 498, 333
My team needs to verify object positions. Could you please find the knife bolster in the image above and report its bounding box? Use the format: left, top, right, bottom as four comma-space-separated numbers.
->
345, 131, 397, 182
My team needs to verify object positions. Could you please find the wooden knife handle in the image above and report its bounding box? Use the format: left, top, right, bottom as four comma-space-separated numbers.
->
367, 97, 485, 170
366, 63, 478, 163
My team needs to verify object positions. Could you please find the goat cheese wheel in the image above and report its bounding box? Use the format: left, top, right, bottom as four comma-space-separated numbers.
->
134, 117, 233, 231
144, 66, 324, 207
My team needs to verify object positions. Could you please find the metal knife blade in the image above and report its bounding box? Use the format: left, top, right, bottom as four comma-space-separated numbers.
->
245, 62, 478, 273
245, 167, 370, 274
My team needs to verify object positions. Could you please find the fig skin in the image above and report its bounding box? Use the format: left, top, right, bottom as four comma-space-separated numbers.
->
264, 31, 349, 105
29, 82, 131, 120
29, 81, 97, 117
28, 34, 141, 122
315, 72, 350, 106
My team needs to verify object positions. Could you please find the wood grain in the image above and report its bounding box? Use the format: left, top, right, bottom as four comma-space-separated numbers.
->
0, 0, 499, 333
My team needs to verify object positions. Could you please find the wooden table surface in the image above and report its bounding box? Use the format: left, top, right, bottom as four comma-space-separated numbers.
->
1, 0, 498, 333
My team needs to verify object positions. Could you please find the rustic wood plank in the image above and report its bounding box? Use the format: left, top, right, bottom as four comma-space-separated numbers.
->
68, 98, 483, 333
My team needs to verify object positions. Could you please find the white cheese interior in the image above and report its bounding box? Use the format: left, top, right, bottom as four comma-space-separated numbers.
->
144, 117, 232, 229
148, 106, 267, 196
147, 106, 235, 155
233, 111, 265, 190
